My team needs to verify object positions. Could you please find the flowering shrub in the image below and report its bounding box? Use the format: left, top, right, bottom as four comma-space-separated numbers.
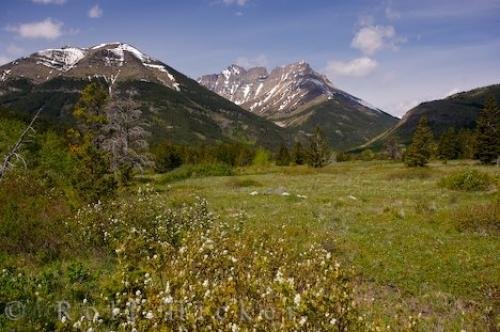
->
71, 186, 367, 330
1, 185, 392, 330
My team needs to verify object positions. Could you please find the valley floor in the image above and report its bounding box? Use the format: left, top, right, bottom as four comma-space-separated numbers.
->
157, 161, 499, 330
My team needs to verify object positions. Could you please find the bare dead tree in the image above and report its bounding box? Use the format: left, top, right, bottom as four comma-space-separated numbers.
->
0, 108, 43, 181
102, 99, 152, 172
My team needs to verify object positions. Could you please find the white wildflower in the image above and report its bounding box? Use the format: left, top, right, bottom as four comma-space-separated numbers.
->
294, 293, 301, 306
163, 295, 173, 304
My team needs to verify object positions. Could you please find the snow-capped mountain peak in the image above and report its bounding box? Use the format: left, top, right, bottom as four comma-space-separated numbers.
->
1, 42, 180, 91
198, 61, 350, 115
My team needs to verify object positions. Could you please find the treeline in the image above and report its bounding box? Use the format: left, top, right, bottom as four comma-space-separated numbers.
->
402, 97, 499, 167
336, 97, 499, 167
152, 126, 333, 172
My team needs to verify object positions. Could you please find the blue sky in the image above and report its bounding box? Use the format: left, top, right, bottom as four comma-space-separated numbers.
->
1, 0, 499, 117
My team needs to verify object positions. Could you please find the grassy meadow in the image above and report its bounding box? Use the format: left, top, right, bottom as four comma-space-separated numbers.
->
1, 160, 498, 331
155, 160, 499, 330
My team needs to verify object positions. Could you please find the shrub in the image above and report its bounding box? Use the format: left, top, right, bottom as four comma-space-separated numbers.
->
453, 201, 499, 234
252, 148, 271, 167
68, 188, 365, 331
439, 169, 496, 192
360, 149, 375, 161
335, 151, 350, 162
152, 141, 184, 173
0, 173, 73, 258
159, 163, 234, 183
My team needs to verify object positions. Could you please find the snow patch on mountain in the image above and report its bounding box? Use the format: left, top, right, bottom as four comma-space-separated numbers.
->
36, 48, 87, 71
0, 70, 11, 82
18, 42, 182, 91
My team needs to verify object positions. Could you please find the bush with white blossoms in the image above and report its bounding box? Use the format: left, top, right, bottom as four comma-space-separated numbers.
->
1, 186, 405, 331
67, 186, 372, 331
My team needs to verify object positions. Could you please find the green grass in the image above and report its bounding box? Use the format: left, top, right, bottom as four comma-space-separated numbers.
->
1, 160, 498, 330
156, 160, 500, 330
158, 162, 234, 183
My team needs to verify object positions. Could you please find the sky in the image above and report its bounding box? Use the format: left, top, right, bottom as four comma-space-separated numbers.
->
1, 0, 499, 117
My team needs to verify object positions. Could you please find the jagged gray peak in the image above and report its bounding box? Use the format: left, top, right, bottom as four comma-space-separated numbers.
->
198, 61, 380, 118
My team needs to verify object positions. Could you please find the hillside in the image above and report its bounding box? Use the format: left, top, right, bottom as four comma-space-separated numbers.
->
363, 84, 500, 150
0, 43, 287, 148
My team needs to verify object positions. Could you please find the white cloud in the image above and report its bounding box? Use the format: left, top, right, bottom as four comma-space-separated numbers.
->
235, 11, 244, 16
32, 0, 66, 4
8, 18, 63, 40
222, 0, 249, 5
234, 54, 268, 68
351, 24, 400, 55
325, 57, 378, 77
0, 56, 11, 65
88, 4, 103, 18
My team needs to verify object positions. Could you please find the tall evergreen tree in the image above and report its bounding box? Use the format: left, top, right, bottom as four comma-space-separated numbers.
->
307, 127, 331, 168
437, 127, 459, 160
67, 83, 117, 202
404, 117, 434, 167
276, 143, 291, 166
475, 97, 500, 164
293, 141, 306, 165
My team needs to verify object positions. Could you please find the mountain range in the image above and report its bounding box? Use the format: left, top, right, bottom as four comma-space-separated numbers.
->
198, 62, 398, 149
0, 42, 497, 152
0, 43, 286, 148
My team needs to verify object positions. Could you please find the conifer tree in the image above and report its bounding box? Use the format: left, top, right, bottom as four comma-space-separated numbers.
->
307, 127, 331, 168
437, 127, 459, 160
475, 97, 500, 164
293, 141, 306, 165
276, 143, 291, 166
67, 83, 117, 202
404, 116, 434, 167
